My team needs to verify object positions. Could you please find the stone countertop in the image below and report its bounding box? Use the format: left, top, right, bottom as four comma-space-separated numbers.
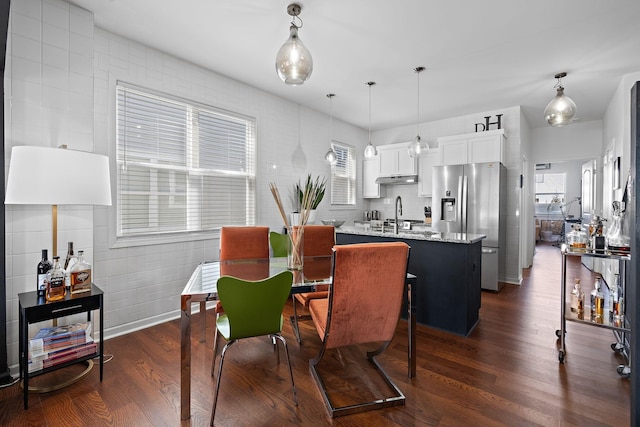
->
336, 226, 486, 244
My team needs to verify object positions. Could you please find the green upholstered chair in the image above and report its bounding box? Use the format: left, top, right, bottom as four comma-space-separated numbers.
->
210, 271, 297, 425
269, 231, 288, 257
308, 242, 409, 417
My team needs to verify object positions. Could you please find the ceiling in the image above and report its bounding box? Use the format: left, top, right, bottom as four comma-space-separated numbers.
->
68, 0, 640, 131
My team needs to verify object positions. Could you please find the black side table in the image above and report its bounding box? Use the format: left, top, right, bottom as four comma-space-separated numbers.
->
18, 284, 104, 409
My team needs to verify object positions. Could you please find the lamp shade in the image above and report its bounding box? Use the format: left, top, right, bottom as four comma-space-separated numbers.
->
5, 146, 112, 206
544, 86, 577, 127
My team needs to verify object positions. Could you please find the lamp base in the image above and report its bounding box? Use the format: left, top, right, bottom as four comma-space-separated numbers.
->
21, 360, 93, 393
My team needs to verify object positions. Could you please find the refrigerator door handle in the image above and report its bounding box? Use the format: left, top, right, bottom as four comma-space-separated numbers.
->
461, 175, 468, 234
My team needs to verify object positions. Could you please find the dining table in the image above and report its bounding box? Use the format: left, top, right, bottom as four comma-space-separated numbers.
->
179, 255, 417, 420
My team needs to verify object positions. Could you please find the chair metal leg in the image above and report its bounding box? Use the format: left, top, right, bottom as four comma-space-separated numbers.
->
211, 328, 220, 376
309, 340, 405, 418
210, 340, 235, 426
289, 295, 302, 344
273, 334, 298, 406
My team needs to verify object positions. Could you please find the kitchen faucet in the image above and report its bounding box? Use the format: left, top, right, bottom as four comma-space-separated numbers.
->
394, 196, 402, 234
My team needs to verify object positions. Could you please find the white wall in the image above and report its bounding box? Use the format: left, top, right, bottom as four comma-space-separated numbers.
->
530, 120, 603, 164
3, 0, 368, 371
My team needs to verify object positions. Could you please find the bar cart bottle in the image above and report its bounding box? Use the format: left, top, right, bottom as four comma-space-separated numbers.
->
46, 256, 66, 302
570, 279, 584, 314
606, 202, 630, 253
70, 250, 92, 294
36, 249, 53, 297
566, 225, 588, 251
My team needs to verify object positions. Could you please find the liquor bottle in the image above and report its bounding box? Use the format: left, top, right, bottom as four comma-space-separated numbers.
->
46, 256, 66, 302
611, 274, 621, 319
594, 275, 604, 319
570, 278, 581, 313
36, 249, 53, 297
70, 250, 92, 294
64, 242, 77, 290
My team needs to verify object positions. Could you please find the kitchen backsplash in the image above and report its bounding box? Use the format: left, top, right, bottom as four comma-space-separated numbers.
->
365, 183, 431, 223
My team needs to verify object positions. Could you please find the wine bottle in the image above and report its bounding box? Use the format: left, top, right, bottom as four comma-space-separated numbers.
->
64, 242, 77, 289
36, 249, 53, 297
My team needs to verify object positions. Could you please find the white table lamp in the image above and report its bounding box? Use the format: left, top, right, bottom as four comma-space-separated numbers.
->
5, 146, 112, 257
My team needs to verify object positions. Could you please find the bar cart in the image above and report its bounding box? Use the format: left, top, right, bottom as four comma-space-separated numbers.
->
555, 245, 631, 378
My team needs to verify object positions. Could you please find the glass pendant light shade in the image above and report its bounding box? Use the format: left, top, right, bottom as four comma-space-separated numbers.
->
408, 135, 429, 158
544, 86, 576, 127
275, 4, 313, 85
544, 72, 576, 127
408, 67, 428, 158
324, 148, 337, 165
364, 142, 377, 158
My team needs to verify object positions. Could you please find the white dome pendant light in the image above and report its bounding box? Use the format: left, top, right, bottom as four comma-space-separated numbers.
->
364, 81, 377, 158
275, 3, 313, 85
324, 94, 338, 166
407, 66, 429, 158
544, 72, 577, 127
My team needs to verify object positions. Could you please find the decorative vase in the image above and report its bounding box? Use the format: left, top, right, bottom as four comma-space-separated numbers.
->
287, 226, 304, 270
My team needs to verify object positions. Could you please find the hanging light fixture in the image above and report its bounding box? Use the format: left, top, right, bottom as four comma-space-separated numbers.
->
408, 66, 429, 158
544, 72, 577, 127
364, 81, 377, 158
324, 94, 337, 166
275, 3, 313, 85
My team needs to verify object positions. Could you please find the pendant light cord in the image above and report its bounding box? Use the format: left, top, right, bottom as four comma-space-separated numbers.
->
414, 67, 425, 139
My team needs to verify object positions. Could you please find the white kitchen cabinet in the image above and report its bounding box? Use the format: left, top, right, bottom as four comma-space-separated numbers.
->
377, 142, 417, 176
417, 148, 440, 197
362, 155, 382, 198
438, 129, 505, 165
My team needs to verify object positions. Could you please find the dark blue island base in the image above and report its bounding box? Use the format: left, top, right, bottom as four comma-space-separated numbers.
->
336, 229, 483, 336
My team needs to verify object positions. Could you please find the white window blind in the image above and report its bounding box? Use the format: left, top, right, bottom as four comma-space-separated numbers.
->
116, 83, 256, 238
330, 142, 356, 205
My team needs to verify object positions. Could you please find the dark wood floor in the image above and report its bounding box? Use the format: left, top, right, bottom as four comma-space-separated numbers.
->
0, 242, 630, 426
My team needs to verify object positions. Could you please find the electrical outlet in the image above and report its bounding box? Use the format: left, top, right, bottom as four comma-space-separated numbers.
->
383, 198, 391, 204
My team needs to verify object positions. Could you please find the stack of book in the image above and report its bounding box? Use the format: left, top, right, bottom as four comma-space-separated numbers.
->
28, 322, 95, 373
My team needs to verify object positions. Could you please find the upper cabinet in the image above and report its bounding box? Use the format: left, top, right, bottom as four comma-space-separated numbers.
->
437, 129, 506, 166
363, 155, 382, 198
378, 142, 417, 177
417, 147, 440, 197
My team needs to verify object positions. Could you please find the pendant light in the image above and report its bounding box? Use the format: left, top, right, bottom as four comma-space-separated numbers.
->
544, 72, 576, 127
275, 3, 313, 86
364, 81, 377, 158
324, 94, 337, 166
407, 66, 429, 158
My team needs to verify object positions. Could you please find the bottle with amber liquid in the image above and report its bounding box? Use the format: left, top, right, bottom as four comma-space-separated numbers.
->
46, 256, 66, 302
70, 250, 92, 294
64, 242, 77, 290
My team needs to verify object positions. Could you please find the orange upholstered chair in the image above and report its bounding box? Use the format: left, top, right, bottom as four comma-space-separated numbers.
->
219, 226, 270, 261
289, 225, 335, 343
308, 242, 410, 417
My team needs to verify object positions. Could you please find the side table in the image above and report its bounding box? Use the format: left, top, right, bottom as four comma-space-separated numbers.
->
18, 284, 104, 409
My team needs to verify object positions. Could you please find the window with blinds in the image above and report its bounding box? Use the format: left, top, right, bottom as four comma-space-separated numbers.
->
116, 83, 256, 238
330, 142, 356, 206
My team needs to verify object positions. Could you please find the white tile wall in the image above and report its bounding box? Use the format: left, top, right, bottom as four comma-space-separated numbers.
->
4, 0, 95, 371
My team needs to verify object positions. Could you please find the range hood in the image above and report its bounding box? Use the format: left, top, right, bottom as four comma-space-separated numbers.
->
375, 175, 419, 185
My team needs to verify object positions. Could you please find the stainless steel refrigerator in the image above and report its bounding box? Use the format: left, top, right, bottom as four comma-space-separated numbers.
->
432, 162, 506, 291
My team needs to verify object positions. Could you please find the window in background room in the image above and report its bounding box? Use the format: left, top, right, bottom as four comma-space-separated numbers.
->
535, 172, 566, 218
116, 83, 256, 238
330, 142, 356, 206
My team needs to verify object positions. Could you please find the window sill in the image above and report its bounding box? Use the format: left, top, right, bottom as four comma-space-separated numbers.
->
111, 229, 219, 249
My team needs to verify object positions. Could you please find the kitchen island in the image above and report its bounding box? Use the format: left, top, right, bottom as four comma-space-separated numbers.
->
336, 226, 485, 336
